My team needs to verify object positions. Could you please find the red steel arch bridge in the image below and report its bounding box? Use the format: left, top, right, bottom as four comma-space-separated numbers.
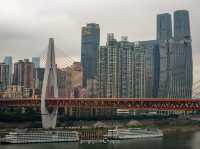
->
0, 98, 200, 111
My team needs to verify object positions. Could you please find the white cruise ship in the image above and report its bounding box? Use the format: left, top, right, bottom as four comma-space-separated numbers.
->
104, 128, 163, 140
1, 131, 79, 144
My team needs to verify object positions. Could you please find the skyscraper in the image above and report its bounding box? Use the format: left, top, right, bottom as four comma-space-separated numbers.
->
34, 68, 45, 92
97, 33, 119, 98
140, 40, 160, 98
157, 10, 193, 98
174, 10, 191, 40
13, 60, 24, 86
157, 40, 170, 98
119, 37, 135, 98
168, 39, 193, 98
32, 57, 40, 68
168, 10, 193, 98
0, 63, 9, 91
134, 43, 146, 98
97, 46, 108, 97
81, 23, 100, 87
157, 13, 172, 40
157, 12, 173, 98
13, 59, 34, 88
3, 56, 12, 85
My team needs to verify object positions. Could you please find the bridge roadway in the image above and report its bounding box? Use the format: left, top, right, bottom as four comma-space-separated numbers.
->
0, 98, 200, 111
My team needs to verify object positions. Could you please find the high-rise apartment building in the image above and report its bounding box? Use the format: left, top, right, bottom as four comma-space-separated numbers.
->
24, 59, 34, 89
32, 57, 40, 68
13, 60, 24, 87
34, 68, 45, 91
97, 34, 145, 98
13, 59, 34, 88
119, 37, 135, 98
97, 34, 121, 98
57, 68, 68, 97
157, 13, 172, 40
3, 56, 12, 85
134, 44, 146, 98
81, 23, 100, 87
0, 63, 9, 91
97, 46, 108, 97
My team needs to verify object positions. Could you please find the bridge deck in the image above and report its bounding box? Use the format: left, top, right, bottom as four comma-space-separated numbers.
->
0, 98, 200, 111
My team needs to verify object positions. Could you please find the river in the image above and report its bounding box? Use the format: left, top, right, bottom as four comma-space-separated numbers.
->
1, 132, 200, 149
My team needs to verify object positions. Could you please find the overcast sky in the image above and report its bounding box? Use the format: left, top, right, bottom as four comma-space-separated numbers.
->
0, 0, 200, 79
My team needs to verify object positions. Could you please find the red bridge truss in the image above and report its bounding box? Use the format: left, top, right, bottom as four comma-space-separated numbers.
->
0, 98, 200, 111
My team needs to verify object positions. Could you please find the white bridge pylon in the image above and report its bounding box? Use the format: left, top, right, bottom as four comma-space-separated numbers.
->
41, 38, 58, 129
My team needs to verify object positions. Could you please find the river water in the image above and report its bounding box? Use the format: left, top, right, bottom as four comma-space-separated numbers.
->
1, 132, 200, 149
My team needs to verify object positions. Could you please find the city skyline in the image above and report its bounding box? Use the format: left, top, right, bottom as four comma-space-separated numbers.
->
0, 0, 199, 80
0, 1, 199, 148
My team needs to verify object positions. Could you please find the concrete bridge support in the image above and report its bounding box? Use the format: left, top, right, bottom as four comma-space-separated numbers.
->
41, 38, 58, 129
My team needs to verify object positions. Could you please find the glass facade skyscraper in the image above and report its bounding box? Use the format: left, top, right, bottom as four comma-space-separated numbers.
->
3, 56, 12, 85
32, 57, 40, 68
156, 13, 172, 98
158, 40, 170, 98
157, 10, 193, 98
157, 13, 172, 40
0, 63, 9, 91
81, 23, 100, 88
169, 10, 193, 98
140, 40, 160, 98
174, 10, 191, 40
168, 39, 193, 98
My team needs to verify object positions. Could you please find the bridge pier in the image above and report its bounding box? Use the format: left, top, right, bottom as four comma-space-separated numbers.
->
41, 38, 58, 129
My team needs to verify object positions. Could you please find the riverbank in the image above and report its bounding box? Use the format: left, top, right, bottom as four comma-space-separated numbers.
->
160, 125, 200, 135
1, 124, 199, 138
0, 118, 200, 136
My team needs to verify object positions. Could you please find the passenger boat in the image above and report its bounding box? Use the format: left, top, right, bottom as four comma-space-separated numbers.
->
104, 128, 163, 140
1, 130, 79, 144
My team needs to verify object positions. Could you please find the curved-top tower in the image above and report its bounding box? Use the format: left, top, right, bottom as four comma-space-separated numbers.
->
41, 38, 58, 129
